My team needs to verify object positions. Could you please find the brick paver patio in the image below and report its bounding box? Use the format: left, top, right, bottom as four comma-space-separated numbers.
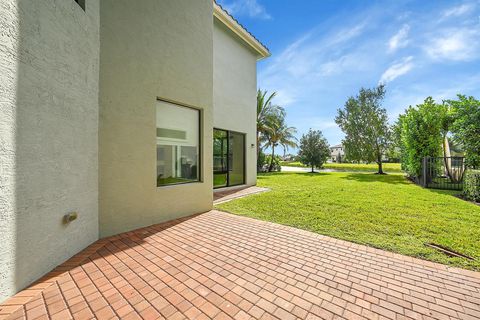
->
213, 187, 269, 204
1, 210, 479, 320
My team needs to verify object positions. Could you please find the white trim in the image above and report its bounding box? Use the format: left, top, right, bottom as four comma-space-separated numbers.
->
213, 2, 270, 60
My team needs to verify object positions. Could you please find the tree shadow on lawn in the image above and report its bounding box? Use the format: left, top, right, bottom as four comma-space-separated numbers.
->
342, 175, 473, 204
338, 173, 412, 185
258, 171, 409, 185
423, 187, 463, 198
257, 172, 330, 180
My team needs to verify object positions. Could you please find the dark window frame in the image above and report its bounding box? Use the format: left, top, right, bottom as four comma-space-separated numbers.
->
213, 128, 246, 189
74, 0, 85, 11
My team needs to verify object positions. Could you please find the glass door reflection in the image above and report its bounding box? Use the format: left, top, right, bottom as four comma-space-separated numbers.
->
213, 129, 245, 188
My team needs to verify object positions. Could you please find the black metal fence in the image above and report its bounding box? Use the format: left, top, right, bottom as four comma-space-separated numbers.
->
421, 157, 465, 190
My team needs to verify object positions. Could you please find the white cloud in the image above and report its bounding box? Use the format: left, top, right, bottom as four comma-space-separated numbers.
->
219, 0, 271, 20
379, 56, 414, 83
311, 119, 338, 131
425, 28, 480, 61
257, 1, 480, 145
329, 23, 366, 46
318, 54, 366, 76
385, 73, 480, 120
441, 3, 474, 18
388, 24, 410, 52
258, 22, 369, 107
273, 90, 296, 106
319, 56, 349, 76
262, 22, 367, 78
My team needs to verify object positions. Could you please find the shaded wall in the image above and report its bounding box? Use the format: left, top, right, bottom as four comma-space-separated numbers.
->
0, 0, 99, 302
213, 19, 258, 186
99, 0, 214, 237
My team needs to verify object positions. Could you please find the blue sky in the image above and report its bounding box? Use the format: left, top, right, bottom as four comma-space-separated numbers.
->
218, 0, 480, 148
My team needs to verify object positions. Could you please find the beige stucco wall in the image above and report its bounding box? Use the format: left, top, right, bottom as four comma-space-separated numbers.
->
99, 0, 214, 237
213, 19, 258, 186
0, 0, 100, 302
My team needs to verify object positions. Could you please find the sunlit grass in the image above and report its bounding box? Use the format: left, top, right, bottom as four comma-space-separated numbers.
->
280, 161, 402, 173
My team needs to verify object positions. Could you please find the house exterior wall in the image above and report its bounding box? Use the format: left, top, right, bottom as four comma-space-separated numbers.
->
330, 145, 345, 162
0, 0, 264, 302
213, 20, 258, 186
0, 0, 100, 302
98, 0, 214, 237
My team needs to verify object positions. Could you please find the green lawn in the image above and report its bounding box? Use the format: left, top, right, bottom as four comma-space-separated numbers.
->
216, 172, 480, 270
280, 161, 402, 173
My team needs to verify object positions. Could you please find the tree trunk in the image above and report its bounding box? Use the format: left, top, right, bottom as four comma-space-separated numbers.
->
377, 152, 384, 174
377, 161, 384, 174
311, 164, 314, 173
375, 143, 384, 174
268, 145, 275, 172
442, 135, 455, 181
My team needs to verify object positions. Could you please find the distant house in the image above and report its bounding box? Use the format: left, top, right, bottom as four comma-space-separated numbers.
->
330, 144, 345, 162
281, 154, 296, 161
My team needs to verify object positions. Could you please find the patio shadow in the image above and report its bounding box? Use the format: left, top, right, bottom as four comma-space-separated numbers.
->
0, 212, 202, 318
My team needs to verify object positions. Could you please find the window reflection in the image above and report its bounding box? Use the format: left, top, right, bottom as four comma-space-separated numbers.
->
156, 101, 200, 186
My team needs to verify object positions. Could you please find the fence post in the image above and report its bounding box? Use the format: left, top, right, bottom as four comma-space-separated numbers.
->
422, 157, 428, 188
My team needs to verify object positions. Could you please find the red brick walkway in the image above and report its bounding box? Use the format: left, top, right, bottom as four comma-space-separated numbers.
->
213, 186, 269, 204
1, 210, 479, 320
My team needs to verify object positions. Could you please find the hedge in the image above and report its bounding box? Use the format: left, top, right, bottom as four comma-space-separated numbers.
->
464, 170, 480, 202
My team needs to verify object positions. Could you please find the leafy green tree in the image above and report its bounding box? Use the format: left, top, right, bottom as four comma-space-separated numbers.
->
335, 85, 391, 174
263, 112, 297, 172
399, 97, 444, 177
298, 129, 330, 173
448, 95, 480, 168
389, 116, 404, 164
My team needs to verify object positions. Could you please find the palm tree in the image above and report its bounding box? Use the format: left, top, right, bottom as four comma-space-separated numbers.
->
264, 112, 297, 172
257, 89, 282, 157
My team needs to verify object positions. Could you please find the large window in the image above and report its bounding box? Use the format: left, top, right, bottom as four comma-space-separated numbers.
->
156, 100, 200, 186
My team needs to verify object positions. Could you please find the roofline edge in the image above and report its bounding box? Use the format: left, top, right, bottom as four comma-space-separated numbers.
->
213, 2, 271, 60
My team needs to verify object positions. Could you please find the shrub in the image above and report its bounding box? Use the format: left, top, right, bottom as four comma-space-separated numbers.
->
449, 95, 480, 168
298, 129, 330, 173
264, 154, 282, 172
257, 150, 266, 171
398, 98, 444, 177
464, 170, 480, 202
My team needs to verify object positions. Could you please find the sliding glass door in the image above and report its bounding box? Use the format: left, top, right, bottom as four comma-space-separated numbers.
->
228, 131, 245, 185
213, 129, 228, 188
213, 129, 245, 188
